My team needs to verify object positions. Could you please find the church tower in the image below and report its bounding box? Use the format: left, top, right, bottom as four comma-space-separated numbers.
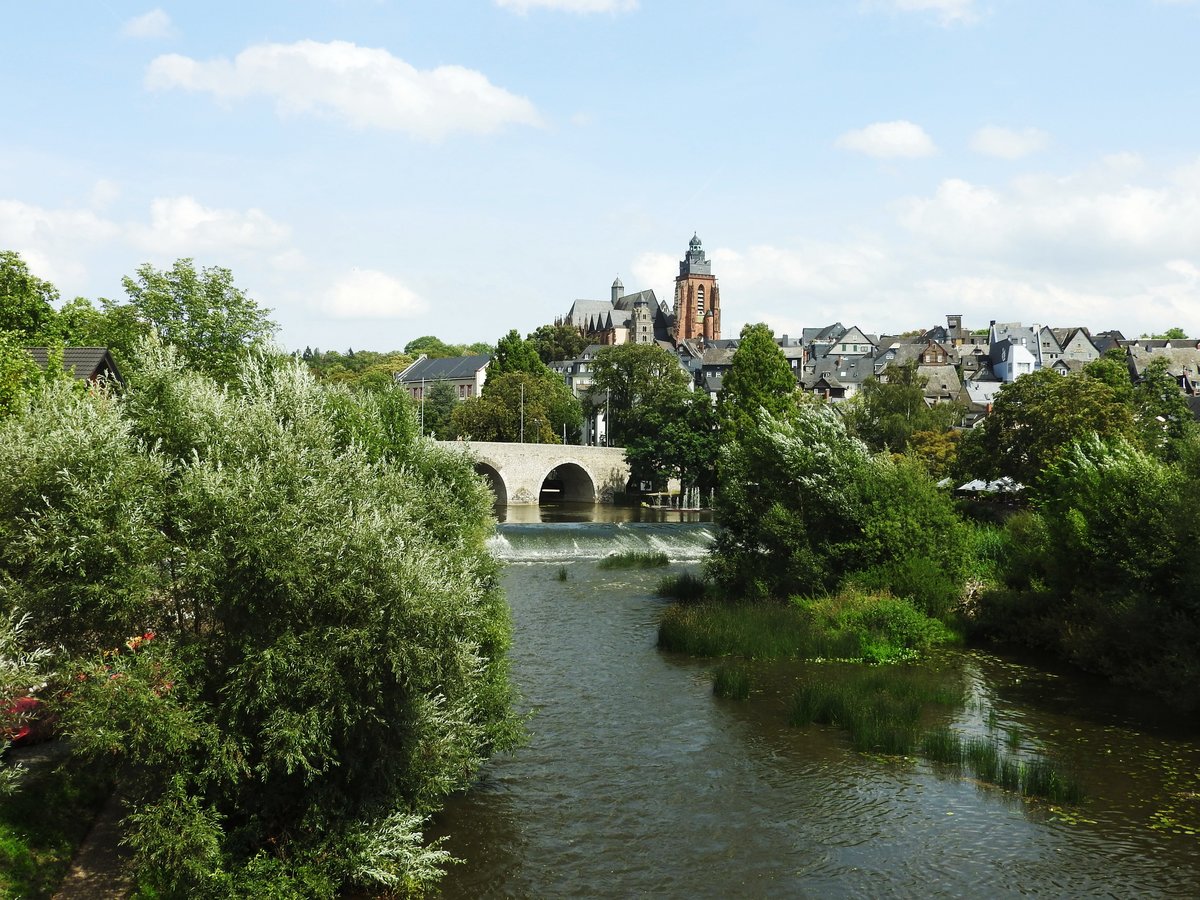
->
673, 233, 721, 344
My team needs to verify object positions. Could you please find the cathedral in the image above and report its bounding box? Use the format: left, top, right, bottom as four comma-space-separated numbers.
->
559, 234, 723, 348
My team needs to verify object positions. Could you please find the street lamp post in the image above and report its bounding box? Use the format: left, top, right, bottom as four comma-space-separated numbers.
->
520, 383, 525, 443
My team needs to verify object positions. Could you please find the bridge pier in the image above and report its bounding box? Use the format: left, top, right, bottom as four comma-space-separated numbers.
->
435, 441, 631, 505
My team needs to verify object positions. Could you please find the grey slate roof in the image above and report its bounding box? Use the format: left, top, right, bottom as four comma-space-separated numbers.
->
26, 347, 122, 383
396, 354, 490, 383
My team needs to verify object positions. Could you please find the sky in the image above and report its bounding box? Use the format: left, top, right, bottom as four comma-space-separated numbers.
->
5, 0, 1200, 352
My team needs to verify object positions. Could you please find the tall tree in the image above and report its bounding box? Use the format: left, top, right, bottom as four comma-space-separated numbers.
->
487, 329, 549, 381
118, 259, 276, 383
0, 250, 60, 340
421, 379, 460, 439
624, 387, 718, 493
717, 323, 797, 443
529, 322, 587, 364
843, 361, 962, 454
588, 343, 690, 445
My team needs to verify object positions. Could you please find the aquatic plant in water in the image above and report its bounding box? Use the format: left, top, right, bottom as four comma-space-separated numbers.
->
598, 551, 670, 570
712, 664, 752, 700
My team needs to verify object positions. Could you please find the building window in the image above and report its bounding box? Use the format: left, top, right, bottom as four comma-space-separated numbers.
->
697, 285, 705, 316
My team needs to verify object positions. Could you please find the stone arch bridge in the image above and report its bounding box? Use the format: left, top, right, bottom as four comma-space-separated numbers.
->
435, 441, 630, 505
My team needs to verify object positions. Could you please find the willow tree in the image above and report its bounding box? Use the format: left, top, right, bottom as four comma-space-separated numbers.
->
0, 344, 519, 896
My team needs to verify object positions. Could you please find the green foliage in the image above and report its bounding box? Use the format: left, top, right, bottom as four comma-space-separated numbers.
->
624, 385, 718, 493
843, 361, 961, 454
0, 330, 42, 417
453, 370, 581, 443
302, 348, 414, 391
529, 322, 587, 364
421, 379, 460, 439
488, 329, 550, 381
717, 323, 797, 444
1133, 357, 1197, 455
0, 251, 59, 341
1145, 327, 1189, 340
402, 335, 489, 359
588, 343, 691, 446
0, 348, 519, 892
116, 259, 277, 384
709, 403, 965, 603
657, 591, 954, 664
957, 367, 1137, 486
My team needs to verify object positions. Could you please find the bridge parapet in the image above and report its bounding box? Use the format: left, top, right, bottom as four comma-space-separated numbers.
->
435, 441, 630, 505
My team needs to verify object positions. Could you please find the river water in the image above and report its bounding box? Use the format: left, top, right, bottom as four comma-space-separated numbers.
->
431, 506, 1200, 898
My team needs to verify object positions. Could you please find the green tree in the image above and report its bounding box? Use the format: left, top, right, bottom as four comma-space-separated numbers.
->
624, 386, 718, 493
453, 370, 581, 443
588, 343, 690, 445
529, 322, 587, 364
717, 323, 797, 443
117, 259, 276, 383
421, 379, 459, 439
0, 347, 518, 894
843, 361, 961, 453
0, 251, 59, 341
1144, 327, 1189, 340
957, 368, 1137, 487
0, 330, 42, 416
1133, 356, 1196, 455
487, 329, 548, 381
403, 335, 455, 358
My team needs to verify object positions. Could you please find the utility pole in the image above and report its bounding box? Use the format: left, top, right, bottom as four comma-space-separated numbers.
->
420, 377, 425, 434
520, 382, 525, 443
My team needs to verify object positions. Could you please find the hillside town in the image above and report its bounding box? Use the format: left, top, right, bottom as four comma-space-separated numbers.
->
392, 234, 1200, 445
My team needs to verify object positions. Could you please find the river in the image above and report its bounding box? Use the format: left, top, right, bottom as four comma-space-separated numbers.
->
431, 506, 1200, 897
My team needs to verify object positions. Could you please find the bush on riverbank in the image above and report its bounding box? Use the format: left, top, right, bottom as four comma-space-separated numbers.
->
968, 436, 1200, 709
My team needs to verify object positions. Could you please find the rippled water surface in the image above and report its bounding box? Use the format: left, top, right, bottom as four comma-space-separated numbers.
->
431, 512, 1200, 898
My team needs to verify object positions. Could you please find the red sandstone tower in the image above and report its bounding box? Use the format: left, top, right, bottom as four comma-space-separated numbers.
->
672, 233, 721, 344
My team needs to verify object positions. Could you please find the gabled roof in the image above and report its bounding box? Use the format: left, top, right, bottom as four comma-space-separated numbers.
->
26, 347, 122, 383
1128, 346, 1200, 378
396, 354, 490, 383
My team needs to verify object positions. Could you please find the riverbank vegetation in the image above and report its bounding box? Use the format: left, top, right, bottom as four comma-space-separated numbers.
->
659, 328, 1200, 712
0, 254, 520, 896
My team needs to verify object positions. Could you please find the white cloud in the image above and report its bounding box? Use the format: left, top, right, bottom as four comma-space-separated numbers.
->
130, 196, 291, 255
496, 0, 638, 12
970, 126, 1049, 159
835, 120, 937, 159
900, 161, 1200, 266
121, 9, 177, 39
884, 0, 979, 25
145, 40, 543, 139
0, 198, 120, 247
320, 269, 428, 319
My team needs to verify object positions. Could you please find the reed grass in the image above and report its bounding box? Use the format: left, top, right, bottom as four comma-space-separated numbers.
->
556, 566, 568, 581
655, 571, 709, 602
658, 601, 859, 660
712, 664, 752, 700
598, 550, 670, 570
921, 726, 964, 767
788, 667, 961, 756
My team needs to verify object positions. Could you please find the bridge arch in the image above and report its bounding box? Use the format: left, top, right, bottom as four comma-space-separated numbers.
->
474, 461, 508, 505
435, 441, 629, 506
538, 462, 595, 504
